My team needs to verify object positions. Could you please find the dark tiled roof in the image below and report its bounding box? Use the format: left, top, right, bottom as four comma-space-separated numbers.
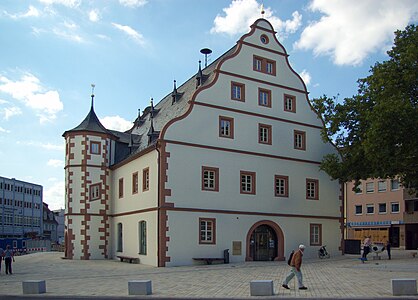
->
63, 105, 115, 137
65, 44, 237, 166
123, 45, 237, 159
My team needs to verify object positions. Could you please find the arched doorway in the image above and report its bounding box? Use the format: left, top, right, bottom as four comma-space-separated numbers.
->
246, 220, 285, 261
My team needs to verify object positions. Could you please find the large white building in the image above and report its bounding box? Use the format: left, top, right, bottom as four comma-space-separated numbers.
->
63, 18, 343, 267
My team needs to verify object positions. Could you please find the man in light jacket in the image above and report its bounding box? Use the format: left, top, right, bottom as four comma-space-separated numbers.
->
282, 244, 308, 290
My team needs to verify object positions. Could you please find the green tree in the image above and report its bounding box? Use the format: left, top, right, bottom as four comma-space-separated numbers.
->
311, 24, 418, 190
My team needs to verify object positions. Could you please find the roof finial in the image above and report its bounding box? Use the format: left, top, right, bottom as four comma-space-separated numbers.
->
261, 3, 265, 18
90, 83, 95, 108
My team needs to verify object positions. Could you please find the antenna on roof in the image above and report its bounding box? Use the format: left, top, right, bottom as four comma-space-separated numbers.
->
200, 48, 212, 68
90, 83, 95, 108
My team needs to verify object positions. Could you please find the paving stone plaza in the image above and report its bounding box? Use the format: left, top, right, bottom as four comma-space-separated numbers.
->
0, 250, 417, 299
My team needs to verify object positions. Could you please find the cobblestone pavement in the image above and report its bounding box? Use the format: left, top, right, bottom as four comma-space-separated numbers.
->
0, 250, 417, 299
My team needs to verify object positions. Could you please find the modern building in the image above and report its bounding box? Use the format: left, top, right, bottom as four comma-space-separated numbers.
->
63, 18, 343, 267
0, 176, 43, 239
346, 178, 418, 250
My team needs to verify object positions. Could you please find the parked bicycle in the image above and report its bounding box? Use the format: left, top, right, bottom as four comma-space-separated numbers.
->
318, 245, 330, 259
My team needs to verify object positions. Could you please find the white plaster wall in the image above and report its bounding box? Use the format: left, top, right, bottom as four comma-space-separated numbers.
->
196, 74, 320, 126
110, 151, 158, 214
70, 215, 84, 259
108, 150, 159, 265
165, 143, 340, 216
71, 135, 85, 164
165, 210, 341, 266
69, 168, 83, 212
111, 211, 158, 266
87, 136, 106, 166
243, 21, 286, 54
164, 105, 335, 163
88, 215, 105, 259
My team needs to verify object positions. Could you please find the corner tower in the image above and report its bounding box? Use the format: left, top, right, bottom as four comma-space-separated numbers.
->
63, 89, 114, 259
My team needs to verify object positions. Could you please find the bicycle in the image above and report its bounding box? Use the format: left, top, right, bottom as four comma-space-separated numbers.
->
318, 245, 330, 259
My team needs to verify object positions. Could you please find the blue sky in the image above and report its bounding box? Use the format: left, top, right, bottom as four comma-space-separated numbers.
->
0, 0, 417, 210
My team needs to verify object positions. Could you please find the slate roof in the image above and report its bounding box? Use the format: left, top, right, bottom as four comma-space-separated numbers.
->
62, 102, 115, 138
64, 45, 237, 167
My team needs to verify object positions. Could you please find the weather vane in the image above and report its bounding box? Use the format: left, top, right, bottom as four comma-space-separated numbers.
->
90, 83, 95, 108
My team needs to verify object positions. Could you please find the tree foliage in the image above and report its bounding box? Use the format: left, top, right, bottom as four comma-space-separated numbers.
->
311, 24, 418, 190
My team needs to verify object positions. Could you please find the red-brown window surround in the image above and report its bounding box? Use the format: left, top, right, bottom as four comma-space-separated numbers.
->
199, 218, 216, 244
143, 167, 149, 191
219, 116, 234, 139
132, 172, 138, 194
240, 171, 256, 195
310, 223, 322, 246
259, 123, 272, 145
90, 141, 101, 155
294, 130, 306, 150
118, 178, 124, 199
258, 88, 272, 107
201, 166, 220, 192
274, 175, 289, 197
306, 178, 319, 200
231, 81, 245, 101
284, 94, 296, 113
253, 55, 276, 76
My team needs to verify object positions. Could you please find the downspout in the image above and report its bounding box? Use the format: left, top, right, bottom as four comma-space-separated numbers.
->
155, 141, 161, 267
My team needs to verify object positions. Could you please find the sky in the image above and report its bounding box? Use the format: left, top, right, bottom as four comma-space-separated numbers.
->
0, 0, 417, 210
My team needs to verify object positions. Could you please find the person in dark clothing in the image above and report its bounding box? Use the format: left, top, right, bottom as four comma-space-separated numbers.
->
4, 245, 14, 275
361, 236, 371, 263
386, 239, 391, 260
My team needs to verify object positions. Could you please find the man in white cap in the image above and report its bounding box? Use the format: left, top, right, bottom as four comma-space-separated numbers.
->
282, 244, 308, 290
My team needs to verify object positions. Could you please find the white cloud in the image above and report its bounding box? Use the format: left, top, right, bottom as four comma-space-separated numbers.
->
100, 115, 132, 132
47, 159, 64, 168
43, 180, 65, 210
38, 0, 81, 8
119, 0, 148, 8
89, 9, 100, 22
4, 5, 40, 19
0, 72, 63, 123
2, 106, 22, 120
299, 69, 311, 86
210, 0, 302, 38
294, 0, 418, 66
0, 126, 10, 133
112, 23, 145, 46
96, 34, 111, 41
52, 28, 84, 43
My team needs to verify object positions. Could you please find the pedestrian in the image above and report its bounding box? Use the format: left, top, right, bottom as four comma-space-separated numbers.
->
0, 247, 4, 274
386, 239, 391, 260
282, 244, 308, 290
362, 236, 372, 263
4, 245, 14, 275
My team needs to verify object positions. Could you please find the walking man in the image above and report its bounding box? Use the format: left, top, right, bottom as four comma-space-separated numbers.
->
282, 244, 308, 290
4, 245, 14, 275
362, 236, 372, 263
